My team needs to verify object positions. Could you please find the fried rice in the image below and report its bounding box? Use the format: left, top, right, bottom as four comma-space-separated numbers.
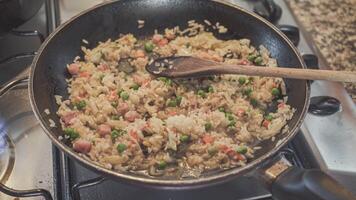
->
56, 22, 295, 177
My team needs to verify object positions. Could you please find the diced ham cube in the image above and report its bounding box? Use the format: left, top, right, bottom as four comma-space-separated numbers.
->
98, 124, 111, 136
130, 130, 140, 141
132, 74, 145, 85
124, 111, 140, 122
262, 120, 270, 128
79, 91, 87, 98
202, 135, 214, 144
73, 139, 91, 153
235, 109, 245, 117
79, 71, 91, 78
61, 112, 77, 125
108, 90, 118, 101
98, 64, 109, 71
157, 38, 168, 46
278, 103, 285, 109
67, 63, 80, 75
152, 34, 163, 44
117, 103, 129, 115
239, 60, 249, 65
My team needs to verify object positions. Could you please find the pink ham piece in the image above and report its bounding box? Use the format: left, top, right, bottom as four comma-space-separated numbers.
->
124, 111, 140, 122
157, 38, 168, 46
132, 74, 145, 85
61, 112, 77, 125
97, 124, 111, 136
73, 139, 91, 153
67, 63, 80, 75
117, 103, 129, 115
97, 64, 109, 71
152, 34, 163, 44
108, 90, 118, 101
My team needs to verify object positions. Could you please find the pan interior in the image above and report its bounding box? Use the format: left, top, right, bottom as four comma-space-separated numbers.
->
30, 0, 308, 185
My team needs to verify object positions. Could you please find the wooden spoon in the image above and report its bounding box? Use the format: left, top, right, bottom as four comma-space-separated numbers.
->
146, 56, 356, 82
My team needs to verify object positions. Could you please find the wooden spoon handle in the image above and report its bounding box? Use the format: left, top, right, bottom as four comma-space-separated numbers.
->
216, 65, 356, 82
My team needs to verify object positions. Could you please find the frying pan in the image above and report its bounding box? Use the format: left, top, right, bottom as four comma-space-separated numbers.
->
1, 0, 355, 199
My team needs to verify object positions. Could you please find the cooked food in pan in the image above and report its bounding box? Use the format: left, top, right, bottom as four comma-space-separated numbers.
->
56, 22, 294, 177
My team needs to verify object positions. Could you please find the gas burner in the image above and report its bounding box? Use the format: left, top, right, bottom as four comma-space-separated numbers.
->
0, 134, 15, 184
253, 0, 282, 23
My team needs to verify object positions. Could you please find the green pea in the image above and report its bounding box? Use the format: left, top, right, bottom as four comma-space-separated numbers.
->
227, 114, 234, 121
176, 96, 183, 105
111, 130, 120, 139
247, 54, 257, 62
117, 143, 127, 153
158, 77, 167, 82
158, 77, 172, 86
208, 86, 214, 93
243, 88, 253, 96
144, 42, 154, 52
271, 88, 280, 96
111, 129, 126, 140
205, 122, 213, 131
180, 135, 190, 142
166, 79, 172, 86
228, 120, 236, 127
208, 147, 218, 156
225, 112, 234, 120
197, 89, 206, 98
218, 107, 225, 113
236, 146, 248, 154
111, 102, 118, 108
265, 114, 273, 121
74, 100, 86, 110
64, 128, 79, 140
111, 115, 120, 120
254, 56, 263, 65
250, 98, 258, 107
117, 89, 124, 96
166, 99, 177, 107
238, 77, 246, 85
157, 161, 167, 170
131, 84, 140, 90
120, 91, 129, 100
99, 74, 105, 81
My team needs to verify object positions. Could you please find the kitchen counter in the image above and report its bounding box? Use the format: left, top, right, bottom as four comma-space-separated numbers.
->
287, 0, 356, 101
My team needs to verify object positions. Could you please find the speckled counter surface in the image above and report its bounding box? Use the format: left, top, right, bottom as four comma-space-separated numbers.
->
286, 0, 356, 101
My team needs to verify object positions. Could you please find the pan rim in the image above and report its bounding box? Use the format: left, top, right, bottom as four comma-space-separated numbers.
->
29, 0, 310, 188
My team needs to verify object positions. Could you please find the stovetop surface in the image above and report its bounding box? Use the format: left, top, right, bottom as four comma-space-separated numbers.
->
0, 0, 355, 200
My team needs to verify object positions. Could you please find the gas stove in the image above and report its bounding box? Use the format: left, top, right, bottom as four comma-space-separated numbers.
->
0, 0, 355, 199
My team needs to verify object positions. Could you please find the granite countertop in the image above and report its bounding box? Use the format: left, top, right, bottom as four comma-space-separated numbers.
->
286, 0, 356, 101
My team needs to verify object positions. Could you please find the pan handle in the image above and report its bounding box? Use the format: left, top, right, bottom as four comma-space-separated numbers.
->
258, 156, 356, 200
0, 77, 29, 96
0, 67, 30, 97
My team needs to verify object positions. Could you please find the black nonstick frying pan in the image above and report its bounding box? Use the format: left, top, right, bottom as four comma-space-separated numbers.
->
2, 0, 355, 199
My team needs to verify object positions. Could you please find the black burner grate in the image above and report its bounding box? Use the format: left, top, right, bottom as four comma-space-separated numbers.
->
55, 145, 305, 200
